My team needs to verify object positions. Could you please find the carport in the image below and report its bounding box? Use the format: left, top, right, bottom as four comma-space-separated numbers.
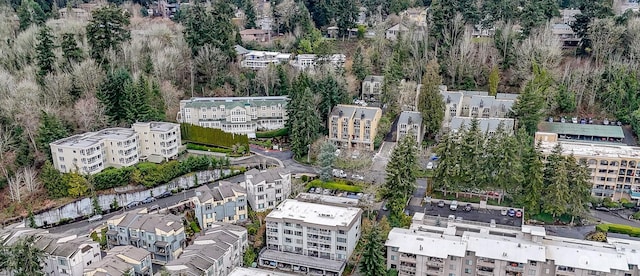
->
538, 122, 625, 144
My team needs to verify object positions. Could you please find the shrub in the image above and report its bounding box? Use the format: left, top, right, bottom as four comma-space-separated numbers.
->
186, 143, 233, 153
305, 179, 362, 193
190, 221, 201, 233
596, 223, 640, 237
256, 128, 288, 138
586, 231, 607, 242
181, 123, 249, 148
634, 211, 640, 220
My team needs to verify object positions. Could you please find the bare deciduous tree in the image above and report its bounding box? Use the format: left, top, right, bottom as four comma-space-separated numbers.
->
515, 23, 562, 81
74, 96, 107, 131
194, 45, 229, 95
589, 18, 625, 66
72, 59, 105, 98
160, 81, 182, 120
22, 166, 40, 193
44, 72, 73, 106
5, 167, 23, 202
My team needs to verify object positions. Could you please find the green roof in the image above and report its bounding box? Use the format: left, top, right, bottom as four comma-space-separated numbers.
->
538, 122, 624, 139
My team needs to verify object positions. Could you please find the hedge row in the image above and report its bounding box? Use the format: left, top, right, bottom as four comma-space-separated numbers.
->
256, 128, 288, 138
306, 179, 362, 193
186, 143, 233, 153
596, 223, 640, 237
93, 155, 230, 190
181, 123, 249, 148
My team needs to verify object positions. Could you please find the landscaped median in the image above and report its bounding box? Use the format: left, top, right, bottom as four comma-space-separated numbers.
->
596, 223, 640, 237
305, 179, 362, 193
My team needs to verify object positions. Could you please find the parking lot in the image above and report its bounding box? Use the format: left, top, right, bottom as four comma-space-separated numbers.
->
405, 199, 523, 227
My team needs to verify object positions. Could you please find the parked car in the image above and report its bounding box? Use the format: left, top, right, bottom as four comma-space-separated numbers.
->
142, 197, 156, 204
157, 191, 172, 199
508, 209, 516, 217
148, 205, 160, 212
450, 200, 458, 211
572, 117, 578, 124
382, 204, 388, 211
501, 209, 508, 216
515, 210, 523, 218
88, 214, 103, 223
603, 118, 610, 125
126, 201, 140, 208
595, 206, 610, 212
351, 174, 364, 180
426, 162, 434, 170
464, 204, 472, 212
437, 200, 445, 208
309, 187, 316, 193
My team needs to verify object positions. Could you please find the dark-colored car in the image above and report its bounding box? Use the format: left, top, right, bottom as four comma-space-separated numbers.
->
464, 204, 472, 212
437, 200, 445, 208
142, 196, 156, 204
515, 210, 523, 218
508, 209, 516, 217
595, 206, 610, 212
126, 201, 140, 208
157, 191, 172, 199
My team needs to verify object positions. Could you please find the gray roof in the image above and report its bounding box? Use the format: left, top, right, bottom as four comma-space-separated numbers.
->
112, 211, 184, 233
245, 167, 289, 184
234, 45, 250, 55
363, 75, 384, 83
441, 91, 463, 106
496, 93, 519, 100
330, 104, 381, 121
197, 182, 245, 203
85, 254, 132, 275
108, 245, 150, 262
182, 96, 289, 109
450, 117, 515, 134
399, 111, 422, 125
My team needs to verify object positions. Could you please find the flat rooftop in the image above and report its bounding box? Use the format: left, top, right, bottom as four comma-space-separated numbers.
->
133, 122, 178, 132
538, 122, 625, 139
295, 193, 360, 207
267, 199, 361, 227
386, 228, 467, 259
543, 237, 628, 273
51, 128, 136, 148
538, 141, 640, 159
229, 267, 297, 276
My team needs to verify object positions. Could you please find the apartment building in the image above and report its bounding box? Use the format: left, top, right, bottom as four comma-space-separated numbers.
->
290, 54, 346, 70
229, 267, 305, 276
241, 168, 292, 212
50, 122, 181, 174
193, 181, 248, 228
177, 96, 288, 138
259, 199, 362, 276
328, 104, 383, 151
132, 122, 180, 163
440, 88, 517, 133
535, 131, 640, 201
84, 245, 152, 276
450, 117, 516, 135
164, 223, 248, 276
361, 75, 384, 102
105, 210, 186, 264
240, 50, 292, 69
0, 227, 101, 276
386, 212, 640, 276
397, 111, 424, 144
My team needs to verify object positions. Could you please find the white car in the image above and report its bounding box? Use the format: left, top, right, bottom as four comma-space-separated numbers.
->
449, 200, 458, 211
426, 162, 434, 170
352, 174, 364, 180
88, 214, 103, 223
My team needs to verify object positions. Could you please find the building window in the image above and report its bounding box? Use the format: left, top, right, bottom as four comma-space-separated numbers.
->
337, 237, 347, 243
449, 256, 457, 261
228, 216, 234, 221
391, 255, 396, 261
276, 189, 282, 194
258, 204, 264, 209
464, 268, 471, 274
449, 264, 456, 270
466, 259, 472, 265
257, 185, 264, 192
205, 204, 212, 210
239, 214, 246, 220
529, 270, 537, 276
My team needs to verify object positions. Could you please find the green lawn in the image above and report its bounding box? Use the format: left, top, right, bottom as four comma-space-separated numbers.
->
305, 179, 362, 193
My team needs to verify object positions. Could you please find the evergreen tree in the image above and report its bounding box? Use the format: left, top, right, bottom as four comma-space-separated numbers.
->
555, 84, 576, 113
35, 25, 56, 85
182, 1, 236, 58
514, 132, 544, 215
511, 63, 551, 135
352, 45, 370, 81
565, 155, 591, 224
289, 87, 320, 159
542, 144, 570, 218
41, 160, 69, 198
60, 33, 84, 70
488, 66, 499, 96
417, 60, 445, 139
141, 43, 154, 75
433, 131, 463, 196
457, 118, 486, 190
244, 0, 257, 29
359, 226, 386, 276
17, 0, 46, 31
65, 172, 89, 197
97, 68, 133, 123
36, 112, 69, 160
318, 141, 337, 182
317, 75, 348, 132
92, 197, 102, 215
86, 5, 131, 67
3, 236, 45, 275
334, 0, 358, 37
383, 132, 417, 225
273, 65, 290, 96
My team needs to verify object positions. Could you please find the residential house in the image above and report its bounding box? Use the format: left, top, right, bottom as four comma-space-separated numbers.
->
558, 8, 581, 24
84, 245, 152, 276
257, 16, 274, 31
58, 8, 89, 20
0, 227, 102, 276
239, 29, 271, 43
177, 96, 289, 138
290, 54, 346, 70
50, 122, 180, 174
449, 117, 516, 135
241, 168, 292, 212
535, 130, 640, 202
385, 23, 409, 41
258, 199, 362, 275
356, 7, 367, 25
105, 210, 186, 264
552, 23, 580, 47
240, 51, 292, 69
361, 75, 384, 102
328, 104, 383, 151
164, 223, 248, 276
617, 0, 639, 15
471, 24, 495, 37
439, 87, 517, 132
401, 7, 428, 26
386, 212, 640, 276
132, 122, 181, 163
193, 181, 248, 228
397, 111, 424, 144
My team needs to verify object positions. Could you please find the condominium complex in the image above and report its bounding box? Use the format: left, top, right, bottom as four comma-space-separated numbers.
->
328, 104, 383, 151
440, 87, 517, 132
106, 210, 186, 264
361, 75, 384, 102
193, 181, 248, 228
259, 199, 362, 276
241, 168, 292, 212
50, 122, 180, 174
0, 227, 101, 276
164, 223, 248, 276
386, 212, 640, 276
239, 50, 292, 69
397, 111, 424, 144
84, 245, 153, 276
535, 131, 640, 201
177, 96, 288, 138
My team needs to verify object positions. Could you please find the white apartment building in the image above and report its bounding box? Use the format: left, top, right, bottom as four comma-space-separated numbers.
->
164, 223, 248, 276
290, 54, 346, 70
240, 50, 292, 69
177, 96, 288, 138
259, 199, 362, 276
397, 111, 424, 144
240, 168, 292, 212
50, 122, 181, 174
132, 122, 181, 163
386, 213, 640, 276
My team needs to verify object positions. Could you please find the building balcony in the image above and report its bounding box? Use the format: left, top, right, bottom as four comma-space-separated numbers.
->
426, 260, 444, 267
399, 255, 416, 263
477, 259, 495, 267
505, 264, 524, 273
399, 265, 416, 273
476, 269, 494, 276
425, 266, 443, 273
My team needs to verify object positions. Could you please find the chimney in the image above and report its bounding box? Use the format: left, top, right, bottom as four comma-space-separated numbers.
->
339, 110, 343, 117
479, 100, 484, 108
361, 112, 365, 119
408, 116, 413, 125
446, 96, 451, 104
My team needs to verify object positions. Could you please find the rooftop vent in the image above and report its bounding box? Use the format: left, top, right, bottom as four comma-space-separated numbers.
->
479, 100, 484, 108
361, 112, 365, 119
339, 110, 343, 117
408, 117, 413, 124
446, 96, 451, 104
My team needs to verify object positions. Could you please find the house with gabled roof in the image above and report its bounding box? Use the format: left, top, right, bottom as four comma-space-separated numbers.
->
193, 181, 248, 229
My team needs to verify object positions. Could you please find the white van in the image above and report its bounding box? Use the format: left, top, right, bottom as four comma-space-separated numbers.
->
449, 200, 458, 211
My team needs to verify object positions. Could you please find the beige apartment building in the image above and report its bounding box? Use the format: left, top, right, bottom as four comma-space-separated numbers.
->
328, 104, 383, 151
440, 87, 517, 132
535, 131, 640, 201
177, 96, 288, 138
387, 213, 640, 276
397, 111, 424, 144
193, 182, 248, 228
50, 122, 181, 174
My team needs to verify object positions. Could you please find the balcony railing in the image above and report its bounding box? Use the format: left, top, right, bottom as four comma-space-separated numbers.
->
505, 265, 524, 273
476, 269, 494, 276
426, 260, 444, 267
477, 259, 495, 267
